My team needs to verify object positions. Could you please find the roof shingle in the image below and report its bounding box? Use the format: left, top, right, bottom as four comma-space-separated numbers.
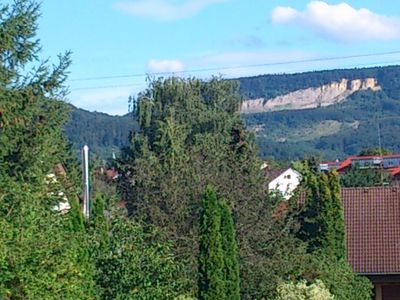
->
342, 187, 400, 274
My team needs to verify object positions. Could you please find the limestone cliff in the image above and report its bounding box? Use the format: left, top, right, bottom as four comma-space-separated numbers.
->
241, 78, 381, 114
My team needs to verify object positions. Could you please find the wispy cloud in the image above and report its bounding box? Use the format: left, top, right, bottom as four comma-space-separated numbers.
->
271, 1, 400, 43
147, 59, 185, 73
114, 0, 228, 21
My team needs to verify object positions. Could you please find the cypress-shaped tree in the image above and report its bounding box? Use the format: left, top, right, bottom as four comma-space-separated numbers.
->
219, 200, 240, 300
198, 186, 225, 300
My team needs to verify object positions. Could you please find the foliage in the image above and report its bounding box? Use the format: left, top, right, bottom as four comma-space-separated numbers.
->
358, 147, 392, 156
197, 187, 240, 300
198, 186, 225, 300
340, 165, 392, 187
89, 197, 186, 300
293, 161, 372, 300
116, 77, 301, 299
297, 161, 346, 260
0, 1, 97, 298
275, 279, 334, 300
304, 254, 372, 300
0, 180, 96, 299
219, 200, 240, 300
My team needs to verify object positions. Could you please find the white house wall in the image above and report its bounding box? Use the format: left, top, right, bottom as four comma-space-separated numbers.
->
268, 168, 301, 200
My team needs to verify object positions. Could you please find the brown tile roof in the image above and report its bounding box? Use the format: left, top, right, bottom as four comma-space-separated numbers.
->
264, 168, 287, 183
342, 187, 400, 274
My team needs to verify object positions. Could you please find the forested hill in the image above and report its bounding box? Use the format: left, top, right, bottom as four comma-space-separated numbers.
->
237, 65, 400, 100
64, 65, 400, 160
239, 65, 400, 160
64, 105, 138, 159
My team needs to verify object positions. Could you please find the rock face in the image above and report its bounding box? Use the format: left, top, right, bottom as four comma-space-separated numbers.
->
241, 78, 381, 114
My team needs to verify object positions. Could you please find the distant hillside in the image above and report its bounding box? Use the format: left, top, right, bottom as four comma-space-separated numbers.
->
237, 65, 400, 100
64, 65, 400, 161
239, 65, 400, 160
64, 105, 138, 159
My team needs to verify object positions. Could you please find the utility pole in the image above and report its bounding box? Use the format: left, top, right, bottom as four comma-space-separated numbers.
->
82, 145, 90, 218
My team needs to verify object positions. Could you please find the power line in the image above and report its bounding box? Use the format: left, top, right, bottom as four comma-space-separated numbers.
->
71, 82, 146, 91
68, 50, 400, 83
69, 58, 400, 91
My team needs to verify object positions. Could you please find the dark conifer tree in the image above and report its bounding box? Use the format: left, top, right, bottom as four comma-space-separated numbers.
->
198, 186, 225, 300
298, 162, 346, 260
0, 1, 96, 298
219, 200, 240, 300
326, 171, 346, 260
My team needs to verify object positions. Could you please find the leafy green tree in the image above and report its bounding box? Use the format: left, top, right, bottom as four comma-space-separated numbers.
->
117, 77, 273, 297
219, 200, 240, 300
89, 195, 186, 300
0, 180, 96, 299
198, 186, 225, 300
305, 254, 373, 300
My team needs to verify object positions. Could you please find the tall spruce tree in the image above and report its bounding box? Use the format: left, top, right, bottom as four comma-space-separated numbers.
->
0, 1, 96, 298
219, 200, 240, 300
198, 186, 225, 300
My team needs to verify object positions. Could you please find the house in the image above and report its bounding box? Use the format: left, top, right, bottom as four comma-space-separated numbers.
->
337, 154, 400, 173
275, 186, 400, 299
342, 187, 400, 300
319, 160, 341, 171
267, 168, 302, 200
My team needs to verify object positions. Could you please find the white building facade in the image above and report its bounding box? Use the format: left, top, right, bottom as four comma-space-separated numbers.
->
268, 168, 302, 200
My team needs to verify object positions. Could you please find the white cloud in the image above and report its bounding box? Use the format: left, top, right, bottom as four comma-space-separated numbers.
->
271, 1, 400, 43
114, 0, 228, 21
147, 59, 185, 73
272, 6, 298, 24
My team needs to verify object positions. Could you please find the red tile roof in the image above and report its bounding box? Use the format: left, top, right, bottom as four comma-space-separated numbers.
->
337, 154, 400, 172
388, 167, 400, 176
337, 157, 354, 172
342, 187, 400, 274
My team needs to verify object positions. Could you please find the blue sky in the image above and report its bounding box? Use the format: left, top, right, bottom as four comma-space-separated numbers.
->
32, 0, 400, 114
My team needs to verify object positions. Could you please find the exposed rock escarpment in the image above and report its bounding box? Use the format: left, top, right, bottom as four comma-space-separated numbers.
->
241, 78, 381, 114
